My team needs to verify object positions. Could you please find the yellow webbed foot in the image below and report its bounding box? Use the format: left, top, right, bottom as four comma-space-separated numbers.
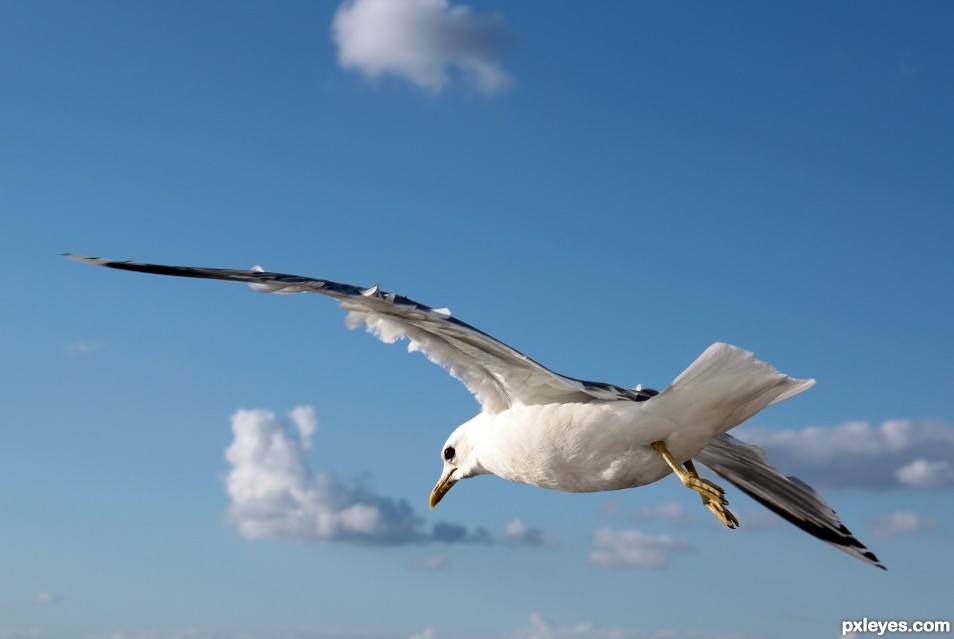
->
652, 441, 739, 529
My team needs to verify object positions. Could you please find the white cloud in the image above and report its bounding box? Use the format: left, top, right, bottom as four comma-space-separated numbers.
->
895, 458, 954, 488
34, 591, 59, 605
588, 528, 692, 569
735, 420, 954, 490
635, 501, 694, 525
504, 518, 553, 547
409, 629, 435, 639
225, 407, 489, 545
869, 511, 936, 536
332, 0, 514, 94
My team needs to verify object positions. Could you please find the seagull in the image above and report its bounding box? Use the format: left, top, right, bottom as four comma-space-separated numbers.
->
66, 254, 884, 569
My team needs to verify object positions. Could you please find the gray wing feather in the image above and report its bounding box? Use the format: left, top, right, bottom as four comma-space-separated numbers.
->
65, 255, 655, 412
696, 433, 885, 569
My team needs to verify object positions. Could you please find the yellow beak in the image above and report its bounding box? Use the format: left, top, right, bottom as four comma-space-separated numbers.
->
429, 467, 457, 509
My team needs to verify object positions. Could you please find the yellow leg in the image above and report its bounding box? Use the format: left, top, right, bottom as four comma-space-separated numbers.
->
651, 441, 739, 529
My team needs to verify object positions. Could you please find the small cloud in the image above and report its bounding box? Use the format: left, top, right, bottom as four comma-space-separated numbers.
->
599, 500, 620, 517
34, 591, 59, 605
504, 518, 553, 547
409, 629, 435, 639
516, 612, 555, 639
588, 528, 692, 569
332, 0, 515, 95
65, 340, 103, 355
869, 511, 936, 536
635, 501, 694, 525
895, 459, 954, 488
413, 553, 449, 570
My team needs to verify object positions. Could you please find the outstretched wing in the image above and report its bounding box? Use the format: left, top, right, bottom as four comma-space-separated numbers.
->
696, 433, 885, 569
65, 255, 656, 413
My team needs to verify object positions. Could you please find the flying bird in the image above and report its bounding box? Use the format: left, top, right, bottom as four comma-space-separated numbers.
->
66, 254, 884, 568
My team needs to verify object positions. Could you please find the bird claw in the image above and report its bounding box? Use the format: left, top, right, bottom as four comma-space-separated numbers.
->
684, 475, 738, 528
651, 441, 740, 529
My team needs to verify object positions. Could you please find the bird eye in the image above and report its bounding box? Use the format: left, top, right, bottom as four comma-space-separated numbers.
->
443, 446, 456, 461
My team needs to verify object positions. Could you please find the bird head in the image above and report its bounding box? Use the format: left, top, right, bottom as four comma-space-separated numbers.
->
429, 417, 487, 509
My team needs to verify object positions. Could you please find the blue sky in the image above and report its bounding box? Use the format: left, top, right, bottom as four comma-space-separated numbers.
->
2, 1, 953, 638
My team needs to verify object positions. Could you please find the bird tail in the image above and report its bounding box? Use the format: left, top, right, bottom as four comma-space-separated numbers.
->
645, 342, 815, 440
696, 433, 885, 569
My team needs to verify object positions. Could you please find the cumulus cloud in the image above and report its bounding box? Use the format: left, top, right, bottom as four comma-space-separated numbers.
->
332, 0, 514, 94
225, 406, 488, 545
588, 529, 693, 569
868, 511, 936, 536
735, 420, 954, 490
504, 518, 553, 547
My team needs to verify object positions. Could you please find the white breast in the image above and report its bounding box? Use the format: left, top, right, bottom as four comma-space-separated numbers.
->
477, 402, 685, 493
